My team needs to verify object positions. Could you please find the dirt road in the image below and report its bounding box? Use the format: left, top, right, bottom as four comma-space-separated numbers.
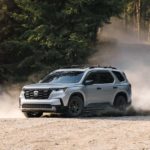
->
1, 116, 150, 150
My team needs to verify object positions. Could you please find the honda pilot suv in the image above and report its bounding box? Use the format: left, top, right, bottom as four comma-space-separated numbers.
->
19, 66, 132, 117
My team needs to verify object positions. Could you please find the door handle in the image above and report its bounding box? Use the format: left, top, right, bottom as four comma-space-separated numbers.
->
97, 87, 102, 90
113, 86, 118, 89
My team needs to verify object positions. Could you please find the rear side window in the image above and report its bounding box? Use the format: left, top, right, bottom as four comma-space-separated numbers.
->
112, 71, 125, 82
85, 71, 114, 84
98, 72, 114, 84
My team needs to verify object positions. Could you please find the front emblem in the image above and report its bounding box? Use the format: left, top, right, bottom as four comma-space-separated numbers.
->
33, 90, 39, 97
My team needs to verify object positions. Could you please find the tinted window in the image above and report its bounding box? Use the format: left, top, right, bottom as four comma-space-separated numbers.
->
85, 71, 114, 84
98, 72, 114, 84
41, 71, 84, 83
85, 72, 99, 84
112, 71, 125, 82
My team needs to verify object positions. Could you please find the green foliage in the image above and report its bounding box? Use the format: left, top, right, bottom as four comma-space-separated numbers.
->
0, 0, 123, 83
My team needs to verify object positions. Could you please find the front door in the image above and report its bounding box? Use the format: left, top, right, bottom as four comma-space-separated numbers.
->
83, 71, 103, 105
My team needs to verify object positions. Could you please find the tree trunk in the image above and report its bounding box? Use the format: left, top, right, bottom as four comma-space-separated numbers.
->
124, 6, 128, 31
135, 0, 141, 40
135, 0, 141, 39
148, 21, 150, 42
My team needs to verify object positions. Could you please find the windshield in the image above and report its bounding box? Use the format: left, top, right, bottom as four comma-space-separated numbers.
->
41, 71, 84, 84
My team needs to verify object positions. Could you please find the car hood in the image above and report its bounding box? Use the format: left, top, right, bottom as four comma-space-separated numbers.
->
23, 83, 81, 90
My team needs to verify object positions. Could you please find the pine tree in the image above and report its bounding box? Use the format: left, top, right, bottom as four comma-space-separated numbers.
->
0, 0, 124, 82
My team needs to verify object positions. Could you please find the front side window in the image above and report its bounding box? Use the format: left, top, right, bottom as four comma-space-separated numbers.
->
85, 72, 99, 84
41, 71, 84, 84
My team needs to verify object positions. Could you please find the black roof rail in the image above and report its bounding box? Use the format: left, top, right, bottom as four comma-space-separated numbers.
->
60, 65, 117, 69
61, 65, 88, 69
89, 65, 117, 69
103, 66, 117, 69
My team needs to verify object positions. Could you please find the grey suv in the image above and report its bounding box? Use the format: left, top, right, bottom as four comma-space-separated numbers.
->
19, 66, 132, 117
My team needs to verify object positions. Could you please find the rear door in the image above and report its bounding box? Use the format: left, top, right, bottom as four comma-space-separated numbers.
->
95, 71, 116, 104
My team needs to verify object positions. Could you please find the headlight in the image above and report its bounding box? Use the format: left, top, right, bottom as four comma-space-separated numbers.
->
53, 88, 67, 92
20, 90, 24, 98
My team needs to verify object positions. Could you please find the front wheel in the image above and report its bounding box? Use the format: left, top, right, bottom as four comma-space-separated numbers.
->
23, 112, 43, 118
66, 96, 84, 117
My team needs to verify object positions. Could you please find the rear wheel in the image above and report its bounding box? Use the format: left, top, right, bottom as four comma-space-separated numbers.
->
23, 112, 43, 118
114, 95, 127, 111
66, 96, 84, 117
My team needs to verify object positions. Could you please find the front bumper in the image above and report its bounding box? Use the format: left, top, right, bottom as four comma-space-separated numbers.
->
19, 89, 70, 112
20, 98, 63, 112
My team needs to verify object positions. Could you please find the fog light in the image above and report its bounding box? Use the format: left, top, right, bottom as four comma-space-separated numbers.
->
52, 106, 56, 111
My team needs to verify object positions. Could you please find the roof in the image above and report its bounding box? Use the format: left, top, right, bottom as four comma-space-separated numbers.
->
55, 65, 120, 72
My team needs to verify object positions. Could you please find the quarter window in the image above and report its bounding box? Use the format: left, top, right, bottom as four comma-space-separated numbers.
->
112, 71, 125, 82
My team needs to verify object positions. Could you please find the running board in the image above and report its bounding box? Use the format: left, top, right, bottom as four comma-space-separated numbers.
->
84, 103, 112, 112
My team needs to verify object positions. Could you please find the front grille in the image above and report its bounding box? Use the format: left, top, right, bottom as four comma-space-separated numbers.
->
22, 104, 52, 109
24, 89, 52, 99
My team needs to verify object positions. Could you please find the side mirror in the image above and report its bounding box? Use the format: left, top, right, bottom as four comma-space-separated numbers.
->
84, 80, 94, 85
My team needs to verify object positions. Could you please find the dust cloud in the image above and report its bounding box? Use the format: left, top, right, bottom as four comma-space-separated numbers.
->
0, 85, 24, 118
89, 18, 150, 113
0, 18, 150, 118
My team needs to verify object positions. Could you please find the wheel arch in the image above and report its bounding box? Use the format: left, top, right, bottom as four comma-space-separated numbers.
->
113, 92, 128, 105
68, 92, 85, 106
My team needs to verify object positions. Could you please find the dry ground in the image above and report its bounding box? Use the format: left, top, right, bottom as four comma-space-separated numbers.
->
1, 116, 150, 150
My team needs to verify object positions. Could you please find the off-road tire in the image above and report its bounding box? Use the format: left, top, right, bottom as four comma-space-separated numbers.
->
66, 96, 84, 117
114, 95, 128, 111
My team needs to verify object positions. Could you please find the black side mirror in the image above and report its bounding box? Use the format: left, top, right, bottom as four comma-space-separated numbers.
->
84, 80, 94, 85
